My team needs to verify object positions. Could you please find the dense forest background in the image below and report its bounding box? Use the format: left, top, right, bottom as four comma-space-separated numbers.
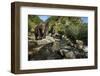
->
28, 15, 88, 45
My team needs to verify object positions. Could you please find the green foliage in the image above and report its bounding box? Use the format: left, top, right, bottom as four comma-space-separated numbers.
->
28, 15, 88, 45
65, 25, 80, 43
78, 23, 88, 45
28, 15, 43, 32
46, 16, 88, 44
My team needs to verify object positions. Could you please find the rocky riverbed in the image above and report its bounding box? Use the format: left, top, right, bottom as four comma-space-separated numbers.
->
28, 35, 88, 60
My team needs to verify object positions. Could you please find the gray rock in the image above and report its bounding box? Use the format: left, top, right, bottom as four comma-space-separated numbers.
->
52, 39, 60, 51
59, 49, 75, 59
60, 49, 69, 56
64, 51, 75, 59
75, 40, 84, 50
36, 36, 55, 45
83, 46, 88, 52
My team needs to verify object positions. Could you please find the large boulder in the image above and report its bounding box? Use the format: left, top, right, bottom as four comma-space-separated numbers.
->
52, 39, 60, 51
36, 36, 55, 46
59, 49, 75, 59
28, 36, 55, 60
75, 40, 84, 50
28, 36, 55, 51
83, 46, 88, 52
64, 51, 75, 59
